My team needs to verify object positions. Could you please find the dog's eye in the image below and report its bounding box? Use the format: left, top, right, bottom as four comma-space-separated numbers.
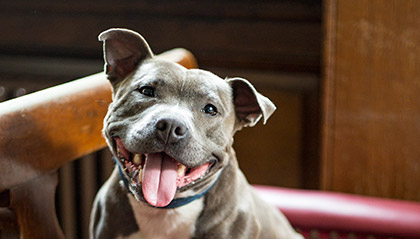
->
201, 104, 218, 116
139, 86, 155, 97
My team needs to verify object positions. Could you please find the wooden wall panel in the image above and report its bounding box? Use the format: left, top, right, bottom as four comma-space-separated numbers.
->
235, 89, 303, 188
0, 0, 321, 72
322, 0, 420, 201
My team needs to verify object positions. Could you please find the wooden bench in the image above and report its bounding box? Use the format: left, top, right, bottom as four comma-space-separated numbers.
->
1, 48, 419, 239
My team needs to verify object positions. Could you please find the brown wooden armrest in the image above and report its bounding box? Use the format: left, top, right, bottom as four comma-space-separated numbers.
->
0, 48, 197, 238
0, 72, 112, 190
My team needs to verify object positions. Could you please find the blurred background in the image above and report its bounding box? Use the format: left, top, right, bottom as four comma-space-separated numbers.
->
1, 0, 419, 238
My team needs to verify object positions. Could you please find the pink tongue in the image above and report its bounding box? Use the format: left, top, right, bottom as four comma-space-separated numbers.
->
142, 153, 178, 207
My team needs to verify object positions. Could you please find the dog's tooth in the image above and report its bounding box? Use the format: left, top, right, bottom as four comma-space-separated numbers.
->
177, 165, 187, 176
133, 154, 141, 165
138, 169, 143, 183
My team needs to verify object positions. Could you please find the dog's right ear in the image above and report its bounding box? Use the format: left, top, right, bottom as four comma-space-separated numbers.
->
98, 28, 153, 83
228, 77, 276, 129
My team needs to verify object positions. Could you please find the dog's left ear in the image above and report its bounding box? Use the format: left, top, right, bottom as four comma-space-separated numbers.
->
228, 77, 276, 128
98, 28, 153, 83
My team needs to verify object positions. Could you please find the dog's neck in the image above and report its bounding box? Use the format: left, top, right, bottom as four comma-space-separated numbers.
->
192, 149, 246, 236
127, 193, 204, 239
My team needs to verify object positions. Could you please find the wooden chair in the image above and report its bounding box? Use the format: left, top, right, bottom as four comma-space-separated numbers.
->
1, 48, 420, 239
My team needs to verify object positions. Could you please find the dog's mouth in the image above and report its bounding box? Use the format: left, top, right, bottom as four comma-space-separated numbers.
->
114, 137, 214, 207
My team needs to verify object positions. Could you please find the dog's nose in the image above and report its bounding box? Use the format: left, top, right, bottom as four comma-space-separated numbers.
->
155, 118, 188, 144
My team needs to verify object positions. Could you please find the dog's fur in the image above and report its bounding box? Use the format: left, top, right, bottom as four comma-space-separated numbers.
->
90, 28, 302, 239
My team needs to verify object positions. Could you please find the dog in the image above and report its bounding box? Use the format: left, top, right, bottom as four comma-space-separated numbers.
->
89, 28, 302, 239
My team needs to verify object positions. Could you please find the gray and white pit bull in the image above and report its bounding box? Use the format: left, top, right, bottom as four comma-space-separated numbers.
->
90, 28, 302, 239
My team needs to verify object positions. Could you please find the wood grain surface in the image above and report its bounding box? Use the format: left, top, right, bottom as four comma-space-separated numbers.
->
322, 0, 420, 201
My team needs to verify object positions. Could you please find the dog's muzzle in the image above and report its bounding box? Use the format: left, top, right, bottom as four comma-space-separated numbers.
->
114, 137, 216, 208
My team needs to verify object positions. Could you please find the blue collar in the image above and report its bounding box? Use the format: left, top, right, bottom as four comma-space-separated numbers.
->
114, 157, 220, 209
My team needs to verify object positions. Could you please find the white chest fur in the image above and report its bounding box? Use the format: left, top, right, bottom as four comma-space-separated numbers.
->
125, 195, 204, 239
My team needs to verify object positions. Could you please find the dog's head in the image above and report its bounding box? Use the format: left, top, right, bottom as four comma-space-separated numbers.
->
99, 28, 276, 208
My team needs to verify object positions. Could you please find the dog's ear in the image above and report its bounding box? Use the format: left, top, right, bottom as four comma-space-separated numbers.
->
98, 28, 153, 83
228, 77, 276, 128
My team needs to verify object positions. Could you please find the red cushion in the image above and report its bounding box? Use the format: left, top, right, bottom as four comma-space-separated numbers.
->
253, 185, 420, 238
